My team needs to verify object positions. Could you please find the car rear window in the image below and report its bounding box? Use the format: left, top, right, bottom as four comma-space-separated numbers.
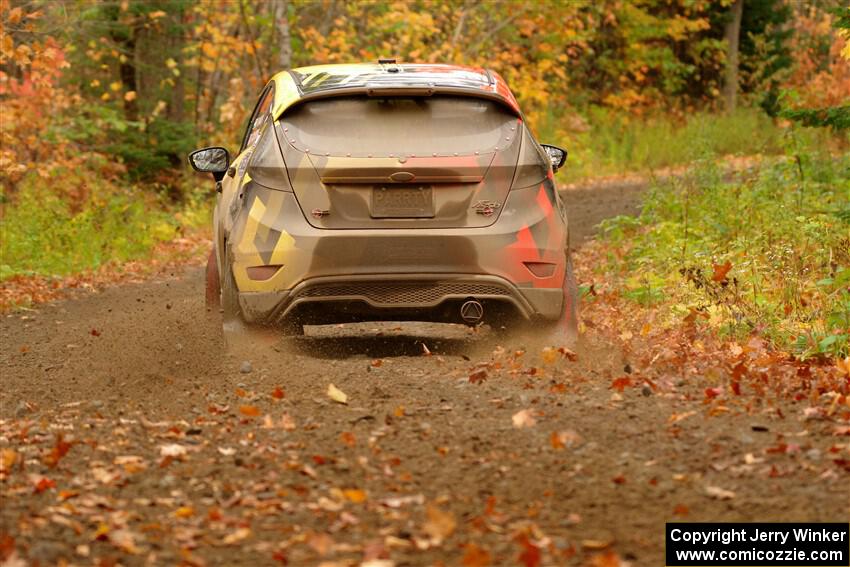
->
278, 96, 517, 158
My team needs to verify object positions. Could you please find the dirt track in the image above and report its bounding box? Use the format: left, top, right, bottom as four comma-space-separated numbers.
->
1, 184, 846, 566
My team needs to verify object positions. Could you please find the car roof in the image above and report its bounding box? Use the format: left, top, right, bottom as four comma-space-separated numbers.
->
268, 62, 521, 118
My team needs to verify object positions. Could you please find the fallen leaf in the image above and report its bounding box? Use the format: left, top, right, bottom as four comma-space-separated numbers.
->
610, 376, 632, 392
833, 425, 850, 436
673, 504, 689, 517
109, 529, 141, 554
704, 485, 736, 500
423, 503, 456, 543
558, 346, 578, 361
516, 534, 541, 567
469, 369, 488, 384
281, 413, 296, 431
327, 383, 348, 404
581, 539, 613, 550
222, 527, 252, 545
589, 550, 623, 567
512, 409, 536, 429
174, 506, 194, 518
340, 432, 356, 447
158, 444, 187, 458
668, 411, 696, 424
835, 356, 850, 376
550, 429, 582, 450
271, 387, 285, 400
712, 261, 732, 282
43, 434, 73, 468
32, 475, 55, 493
342, 488, 367, 503
0, 449, 17, 472
461, 543, 493, 567
704, 387, 723, 399
239, 405, 261, 417
306, 532, 334, 556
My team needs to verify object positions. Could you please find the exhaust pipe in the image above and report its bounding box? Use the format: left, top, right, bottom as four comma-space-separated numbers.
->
460, 299, 484, 325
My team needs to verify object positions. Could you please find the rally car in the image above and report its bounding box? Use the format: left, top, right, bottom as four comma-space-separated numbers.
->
190, 61, 577, 344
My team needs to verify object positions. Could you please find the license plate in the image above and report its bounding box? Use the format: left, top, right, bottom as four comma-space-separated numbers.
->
371, 185, 434, 218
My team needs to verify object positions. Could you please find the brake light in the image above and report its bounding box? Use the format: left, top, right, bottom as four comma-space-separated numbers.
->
246, 265, 283, 281
523, 262, 556, 278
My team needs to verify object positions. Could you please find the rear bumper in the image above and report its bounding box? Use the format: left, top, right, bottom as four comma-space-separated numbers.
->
238, 273, 563, 324
228, 184, 567, 324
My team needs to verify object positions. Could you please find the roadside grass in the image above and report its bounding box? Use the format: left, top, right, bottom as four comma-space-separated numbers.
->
596, 140, 850, 360
0, 170, 211, 282
544, 107, 838, 183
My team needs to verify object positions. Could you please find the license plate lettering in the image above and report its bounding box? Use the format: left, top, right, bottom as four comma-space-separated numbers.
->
371, 186, 434, 218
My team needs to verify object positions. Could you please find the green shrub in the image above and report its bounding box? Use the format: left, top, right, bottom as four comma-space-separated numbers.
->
600, 143, 850, 359
0, 172, 209, 280
546, 107, 838, 183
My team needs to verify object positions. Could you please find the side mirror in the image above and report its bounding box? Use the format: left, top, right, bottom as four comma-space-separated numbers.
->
188, 147, 230, 181
541, 144, 567, 172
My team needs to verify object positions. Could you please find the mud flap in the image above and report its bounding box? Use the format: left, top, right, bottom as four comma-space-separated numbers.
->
205, 249, 220, 311
542, 255, 579, 348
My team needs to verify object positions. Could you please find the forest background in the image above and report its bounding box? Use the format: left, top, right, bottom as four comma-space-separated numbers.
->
0, 0, 848, 359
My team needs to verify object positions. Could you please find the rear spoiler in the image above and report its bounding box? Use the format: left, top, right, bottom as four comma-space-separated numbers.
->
276, 85, 522, 120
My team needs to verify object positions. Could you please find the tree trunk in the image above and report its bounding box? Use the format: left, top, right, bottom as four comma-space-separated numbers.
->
723, 0, 743, 113
167, 6, 186, 123
112, 25, 139, 121
275, 0, 292, 70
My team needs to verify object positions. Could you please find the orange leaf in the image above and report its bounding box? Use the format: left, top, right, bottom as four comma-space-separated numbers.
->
33, 476, 55, 493
174, 506, 194, 518
342, 488, 367, 503
271, 387, 285, 400
1, 449, 17, 471
43, 434, 73, 468
469, 369, 488, 384
462, 543, 492, 566
711, 261, 732, 282
339, 432, 356, 447
423, 503, 456, 542
704, 387, 722, 399
550, 431, 565, 450
239, 405, 261, 417
610, 377, 632, 392
589, 550, 624, 567
516, 534, 541, 567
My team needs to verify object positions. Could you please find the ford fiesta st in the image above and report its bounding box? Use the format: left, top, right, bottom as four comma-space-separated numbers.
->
190, 61, 578, 345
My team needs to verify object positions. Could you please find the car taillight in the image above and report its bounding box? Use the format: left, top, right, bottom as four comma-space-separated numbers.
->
523, 262, 556, 278
246, 265, 283, 281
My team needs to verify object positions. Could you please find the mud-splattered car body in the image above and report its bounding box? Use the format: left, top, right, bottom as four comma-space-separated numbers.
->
191, 62, 577, 340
